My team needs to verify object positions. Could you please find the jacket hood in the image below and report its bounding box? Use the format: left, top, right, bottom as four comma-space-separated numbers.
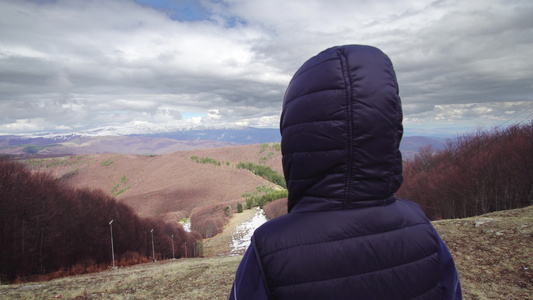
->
280, 45, 403, 213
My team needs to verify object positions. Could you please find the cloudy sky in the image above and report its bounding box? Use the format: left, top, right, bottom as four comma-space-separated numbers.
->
1, 0, 532, 137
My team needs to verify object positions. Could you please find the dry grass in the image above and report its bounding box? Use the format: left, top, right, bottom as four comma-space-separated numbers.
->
0, 257, 240, 299
434, 205, 533, 299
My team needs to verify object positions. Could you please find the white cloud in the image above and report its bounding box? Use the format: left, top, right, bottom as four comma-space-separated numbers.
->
0, 0, 531, 136
1, 119, 46, 133
404, 101, 533, 136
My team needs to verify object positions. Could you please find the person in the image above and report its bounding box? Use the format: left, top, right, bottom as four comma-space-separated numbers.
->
229, 45, 462, 300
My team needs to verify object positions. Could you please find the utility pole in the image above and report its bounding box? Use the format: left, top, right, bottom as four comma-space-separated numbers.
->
171, 234, 175, 259
151, 229, 155, 262
109, 220, 115, 269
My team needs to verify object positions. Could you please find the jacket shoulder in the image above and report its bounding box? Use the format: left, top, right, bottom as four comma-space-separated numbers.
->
252, 200, 446, 299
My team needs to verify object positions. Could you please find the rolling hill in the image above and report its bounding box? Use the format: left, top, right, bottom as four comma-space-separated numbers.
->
25, 143, 284, 220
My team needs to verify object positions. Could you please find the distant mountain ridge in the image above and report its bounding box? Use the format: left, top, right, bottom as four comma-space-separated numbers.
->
131, 127, 282, 144
0, 127, 446, 157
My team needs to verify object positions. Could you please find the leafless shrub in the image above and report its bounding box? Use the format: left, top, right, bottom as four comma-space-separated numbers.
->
398, 123, 533, 219
264, 198, 288, 220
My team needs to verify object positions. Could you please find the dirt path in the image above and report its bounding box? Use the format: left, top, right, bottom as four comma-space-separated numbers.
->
203, 209, 257, 257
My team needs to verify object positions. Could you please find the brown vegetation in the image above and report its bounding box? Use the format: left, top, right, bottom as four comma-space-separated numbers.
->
0, 158, 200, 283
398, 123, 533, 220
191, 203, 237, 239
263, 198, 288, 220
23, 144, 282, 219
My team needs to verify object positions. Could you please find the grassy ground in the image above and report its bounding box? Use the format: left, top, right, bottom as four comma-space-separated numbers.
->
0, 257, 239, 299
1, 206, 531, 299
433, 205, 532, 300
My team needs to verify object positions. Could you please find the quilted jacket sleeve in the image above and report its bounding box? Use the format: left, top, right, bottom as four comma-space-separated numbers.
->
432, 225, 463, 299
229, 244, 268, 300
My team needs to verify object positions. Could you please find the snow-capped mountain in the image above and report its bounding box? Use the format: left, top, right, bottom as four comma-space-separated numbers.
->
26, 120, 253, 139
0, 122, 445, 158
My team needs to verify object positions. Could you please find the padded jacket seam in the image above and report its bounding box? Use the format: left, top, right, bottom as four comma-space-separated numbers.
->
272, 249, 439, 289
252, 236, 272, 300
284, 88, 344, 106
282, 119, 344, 130
339, 49, 354, 209
261, 221, 431, 256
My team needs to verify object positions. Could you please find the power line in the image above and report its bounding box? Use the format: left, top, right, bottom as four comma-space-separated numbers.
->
494, 103, 533, 129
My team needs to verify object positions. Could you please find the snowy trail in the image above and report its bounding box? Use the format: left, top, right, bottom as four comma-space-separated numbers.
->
229, 208, 267, 255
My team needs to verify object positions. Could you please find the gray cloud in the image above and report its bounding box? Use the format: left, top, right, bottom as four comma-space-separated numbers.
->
0, 0, 531, 136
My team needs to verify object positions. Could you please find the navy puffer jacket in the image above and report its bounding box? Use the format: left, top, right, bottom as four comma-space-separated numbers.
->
230, 45, 461, 300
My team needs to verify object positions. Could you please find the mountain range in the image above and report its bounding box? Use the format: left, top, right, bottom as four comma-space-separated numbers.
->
0, 127, 447, 159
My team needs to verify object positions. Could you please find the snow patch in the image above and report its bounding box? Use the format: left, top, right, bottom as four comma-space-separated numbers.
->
230, 208, 267, 256
182, 219, 191, 233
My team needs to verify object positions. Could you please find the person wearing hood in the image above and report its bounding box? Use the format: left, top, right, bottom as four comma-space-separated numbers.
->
229, 45, 462, 300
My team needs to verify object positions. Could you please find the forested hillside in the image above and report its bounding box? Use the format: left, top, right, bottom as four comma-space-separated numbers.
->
0, 158, 202, 282
397, 123, 532, 219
